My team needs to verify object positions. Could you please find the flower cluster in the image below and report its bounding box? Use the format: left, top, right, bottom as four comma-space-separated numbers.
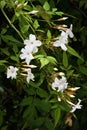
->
53, 24, 74, 51
7, 34, 41, 83
6, 31, 82, 114
51, 75, 82, 113
20, 34, 42, 65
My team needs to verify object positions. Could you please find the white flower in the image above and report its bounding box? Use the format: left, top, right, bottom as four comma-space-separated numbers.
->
66, 24, 74, 38
7, 66, 18, 79
20, 46, 34, 65
26, 68, 35, 83
70, 99, 82, 113
53, 24, 74, 51
52, 76, 68, 92
24, 34, 42, 53
53, 31, 68, 51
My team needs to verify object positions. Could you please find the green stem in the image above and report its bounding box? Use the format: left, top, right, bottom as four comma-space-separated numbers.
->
1, 8, 24, 41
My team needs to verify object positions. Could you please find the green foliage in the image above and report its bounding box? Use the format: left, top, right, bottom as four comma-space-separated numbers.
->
0, 0, 87, 130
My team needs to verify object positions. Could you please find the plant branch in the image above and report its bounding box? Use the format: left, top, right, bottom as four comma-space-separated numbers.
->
1, 8, 24, 41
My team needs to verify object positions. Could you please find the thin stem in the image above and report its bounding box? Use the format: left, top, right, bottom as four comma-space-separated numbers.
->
1, 8, 24, 41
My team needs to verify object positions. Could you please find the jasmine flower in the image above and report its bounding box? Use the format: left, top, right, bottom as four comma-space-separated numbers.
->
24, 34, 42, 53
66, 24, 74, 38
20, 46, 34, 65
26, 68, 35, 83
52, 76, 68, 92
53, 31, 68, 51
7, 66, 18, 79
70, 99, 82, 113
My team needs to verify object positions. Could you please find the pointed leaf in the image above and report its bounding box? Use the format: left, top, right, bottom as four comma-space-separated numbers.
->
43, 1, 50, 11
63, 51, 68, 68
47, 56, 57, 65
40, 58, 49, 68
52, 108, 61, 127
67, 46, 83, 60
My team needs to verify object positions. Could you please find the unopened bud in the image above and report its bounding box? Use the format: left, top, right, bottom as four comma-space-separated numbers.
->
24, 2, 28, 6
15, 0, 18, 5
58, 72, 65, 76
29, 10, 38, 14
58, 17, 68, 21
67, 87, 80, 91
58, 96, 61, 102
16, 3, 22, 8
53, 67, 58, 71
66, 99, 74, 106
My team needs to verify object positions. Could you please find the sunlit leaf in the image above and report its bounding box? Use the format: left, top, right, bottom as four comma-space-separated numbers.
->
43, 1, 50, 11
47, 56, 57, 65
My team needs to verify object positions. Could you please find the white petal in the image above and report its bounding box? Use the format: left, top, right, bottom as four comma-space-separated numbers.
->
53, 40, 61, 47
70, 106, 76, 113
61, 31, 66, 36
61, 43, 67, 51
25, 54, 34, 65
26, 76, 30, 83
24, 40, 30, 45
32, 47, 38, 53
29, 34, 36, 42
34, 40, 42, 46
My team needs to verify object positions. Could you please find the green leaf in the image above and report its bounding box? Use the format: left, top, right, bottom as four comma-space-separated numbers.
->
45, 118, 54, 130
0, 1, 6, 8
37, 88, 48, 98
13, 45, 18, 54
47, 30, 51, 39
37, 5, 51, 21
1, 28, 7, 35
52, 108, 61, 127
1, 35, 22, 47
52, 8, 57, 12
33, 20, 40, 29
79, 1, 85, 8
1, 35, 20, 43
40, 58, 49, 68
47, 56, 57, 65
79, 66, 87, 76
34, 54, 44, 59
0, 60, 7, 65
35, 99, 51, 113
43, 1, 50, 11
25, 87, 36, 95
23, 105, 36, 119
20, 24, 29, 33
0, 110, 5, 126
67, 46, 83, 60
67, 70, 74, 78
59, 100, 70, 111
63, 51, 68, 68
20, 97, 33, 106
10, 56, 19, 62
55, 11, 64, 16
1, 126, 7, 130
32, 117, 45, 127
1, 48, 10, 56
